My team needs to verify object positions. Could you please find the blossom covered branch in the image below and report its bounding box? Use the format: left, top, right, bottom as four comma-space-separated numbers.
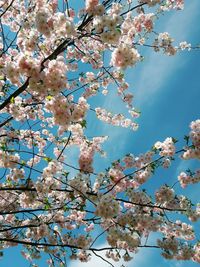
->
0, 0, 199, 266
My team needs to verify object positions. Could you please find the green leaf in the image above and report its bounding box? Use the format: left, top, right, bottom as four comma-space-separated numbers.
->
80, 119, 87, 128
151, 146, 158, 153
44, 198, 51, 210
110, 176, 114, 181
44, 204, 51, 210
79, 205, 84, 211
63, 206, 69, 212
46, 95, 52, 101
44, 157, 52, 163
172, 137, 178, 143
116, 27, 121, 33
21, 160, 26, 166
119, 71, 124, 79
10, 97, 15, 104
0, 144, 7, 151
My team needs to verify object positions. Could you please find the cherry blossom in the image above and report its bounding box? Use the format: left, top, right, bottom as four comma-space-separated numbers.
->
0, 1, 199, 267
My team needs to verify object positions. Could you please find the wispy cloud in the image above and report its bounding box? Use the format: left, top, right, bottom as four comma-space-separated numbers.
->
69, 234, 161, 267
132, 0, 200, 106
67, 3, 200, 266
97, 0, 200, 158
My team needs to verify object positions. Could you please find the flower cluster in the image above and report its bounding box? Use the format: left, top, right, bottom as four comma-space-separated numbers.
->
35, 10, 53, 37
127, 190, 151, 204
0, 1, 199, 266
193, 243, 200, 263
123, 151, 154, 169
71, 97, 90, 122
187, 205, 200, 222
42, 58, 68, 95
139, 0, 160, 7
19, 191, 39, 209
92, 172, 105, 192
93, 14, 122, 43
26, 224, 50, 240
107, 227, 140, 249
95, 194, 120, 219
175, 244, 194, 260
111, 44, 140, 69
157, 237, 179, 255
179, 41, 191, 51
53, 13, 75, 37
77, 250, 91, 262
158, 238, 195, 260
69, 175, 89, 195
155, 185, 175, 204
153, 32, 176, 55
154, 137, 176, 157
178, 170, 200, 188
95, 107, 138, 130
0, 151, 20, 169
6, 168, 25, 182
182, 119, 200, 159
45, 96, 89, 127
190, 119, 200, 147
162, 0, 184, 10
85, 0, 99, 13
78, 136, 107, 173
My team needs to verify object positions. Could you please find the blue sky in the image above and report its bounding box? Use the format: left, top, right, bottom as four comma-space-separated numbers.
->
68, 1, 200, 267
1, 0, 200, 266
